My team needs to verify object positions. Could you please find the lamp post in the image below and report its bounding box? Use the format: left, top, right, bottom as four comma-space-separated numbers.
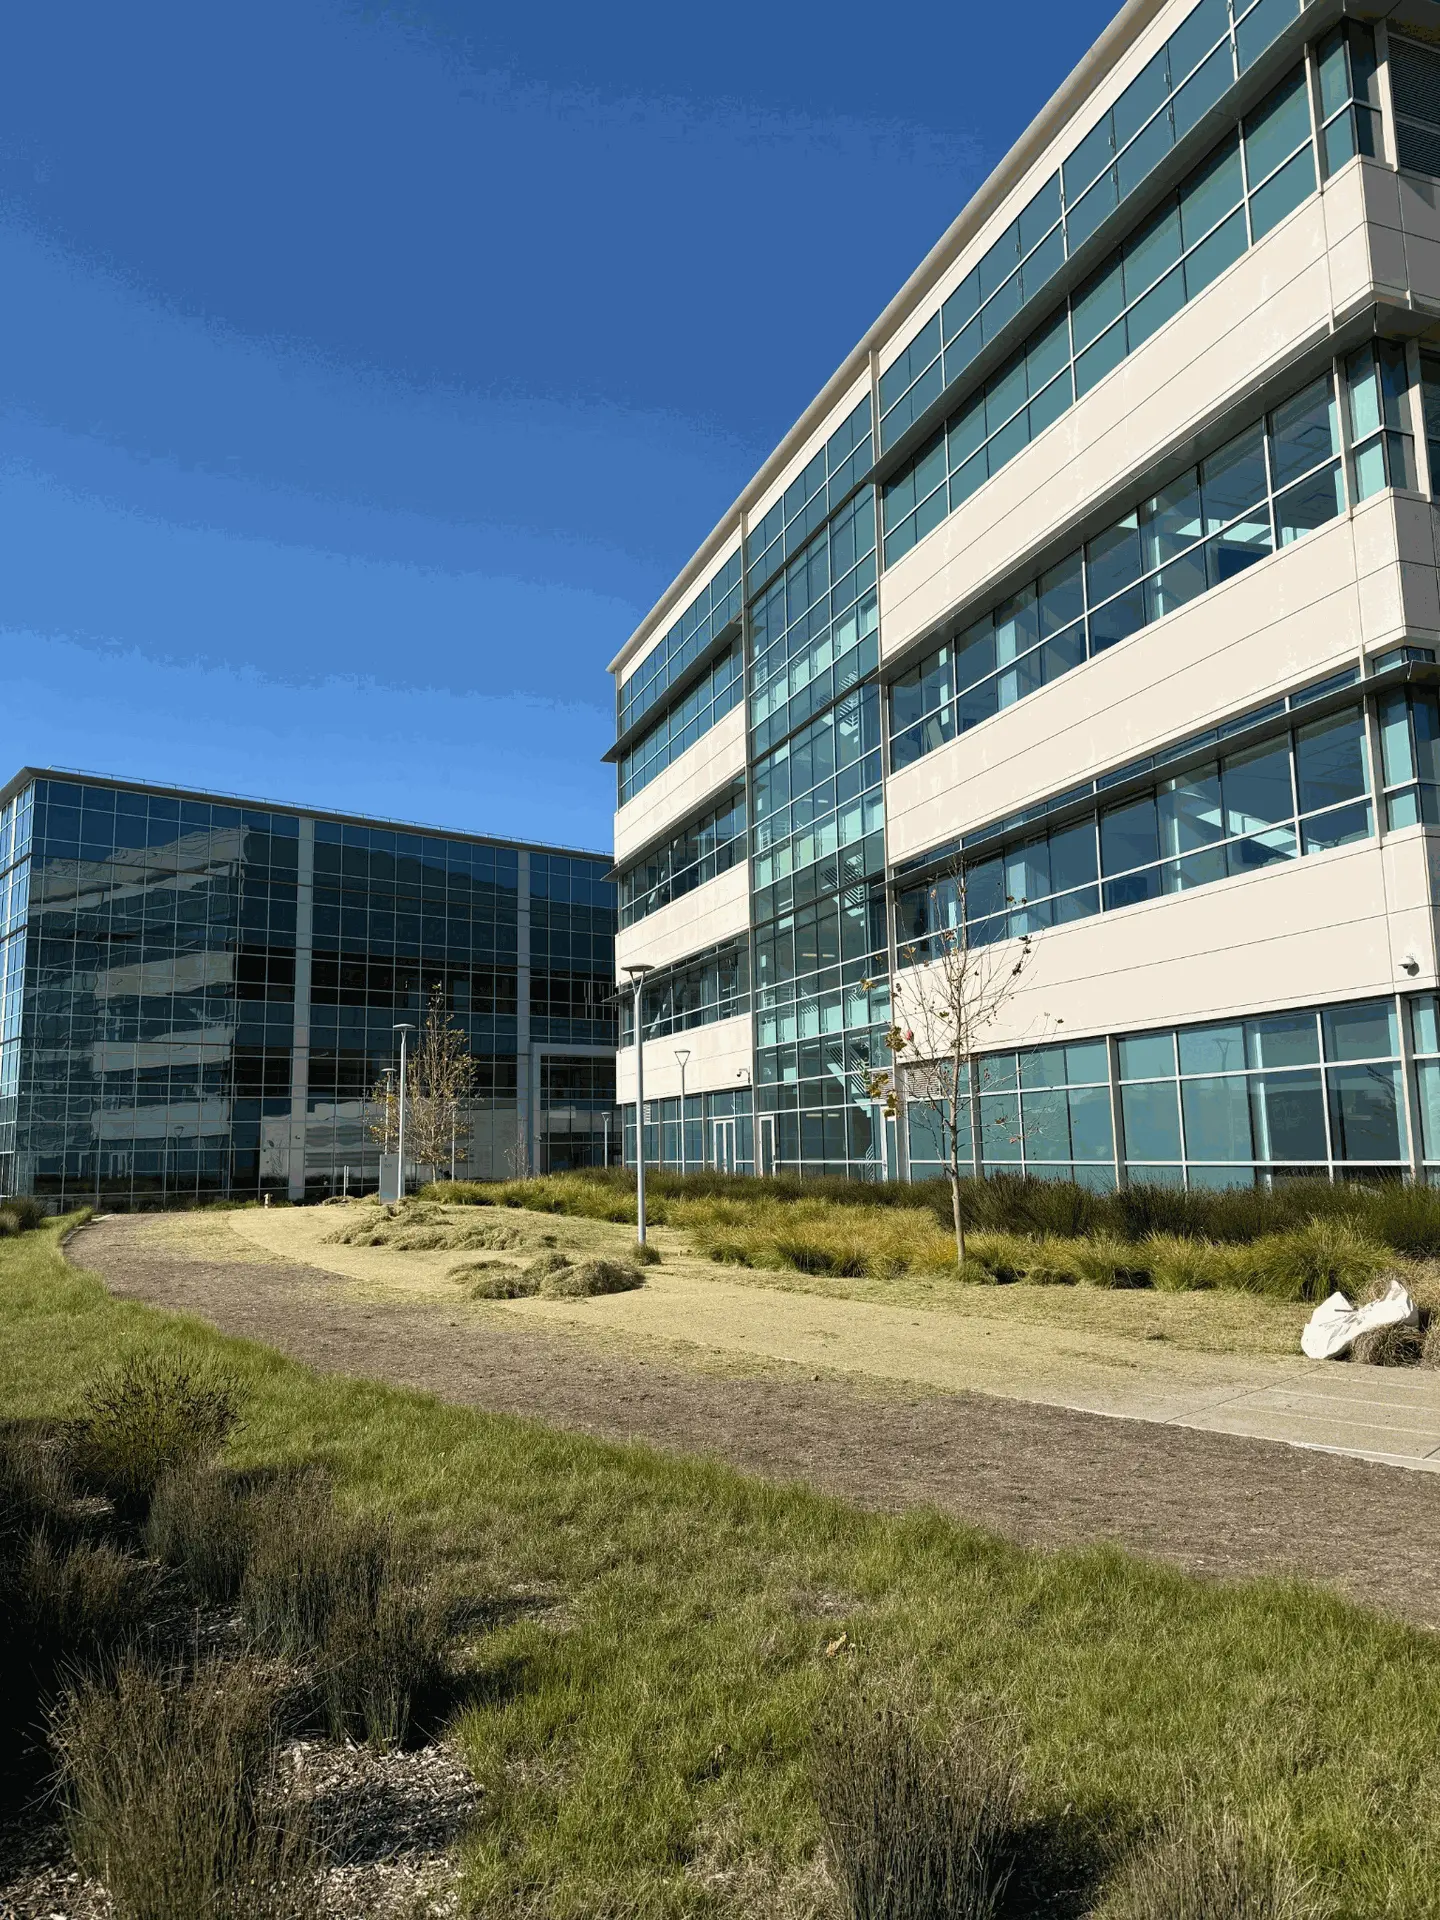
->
393, 1024, 415, 1198
674, 1048, 690, 1176
623, 964, 653, 1246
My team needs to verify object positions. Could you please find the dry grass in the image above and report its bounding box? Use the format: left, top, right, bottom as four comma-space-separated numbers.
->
1096, 1807, 1315, 1919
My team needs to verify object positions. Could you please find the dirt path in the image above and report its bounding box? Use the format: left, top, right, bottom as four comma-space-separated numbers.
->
69, 1212, 1440, 1630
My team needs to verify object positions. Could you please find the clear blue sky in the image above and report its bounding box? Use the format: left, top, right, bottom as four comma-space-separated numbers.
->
0, 0, 1118, 850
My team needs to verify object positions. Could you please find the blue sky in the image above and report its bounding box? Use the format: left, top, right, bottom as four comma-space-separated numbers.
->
0, 0, 1117, 849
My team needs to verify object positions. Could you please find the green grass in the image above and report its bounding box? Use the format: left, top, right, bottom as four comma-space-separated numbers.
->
9, 1221, 1440, 1916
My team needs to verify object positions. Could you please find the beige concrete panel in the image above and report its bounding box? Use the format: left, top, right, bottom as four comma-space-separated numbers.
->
747, 370, 873, 533
1398, 560, 1440, 635
1398, 171, 1440, 248
894, 843, 1406, 1053
886, 520, 1364, 859
620, 528, 743, 690
617, 1013, 752, 1106
1359, 154, 1404, 233
613, 704, 746, 867
881, 202, 1336, 663
615, 864, 749, 977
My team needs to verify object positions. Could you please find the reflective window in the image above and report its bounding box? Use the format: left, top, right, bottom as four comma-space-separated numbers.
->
889, 376, 1344, 770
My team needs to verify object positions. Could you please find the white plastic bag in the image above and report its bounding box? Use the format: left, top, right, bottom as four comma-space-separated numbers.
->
1300, 1277, 1417, 1360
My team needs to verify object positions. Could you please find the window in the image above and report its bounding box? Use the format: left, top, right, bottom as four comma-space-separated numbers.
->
1347, 342, 1416, 501
897, 699, 1371, 959
1378, 687, 1440, 828
881, 58, 1323, 566
617, 552, 742, 739
888, 375, 1344, 769
620, 941, 750, 1043
617, 789, 747, 928
617, 645, 744, 804
1390, 35, 1440, 178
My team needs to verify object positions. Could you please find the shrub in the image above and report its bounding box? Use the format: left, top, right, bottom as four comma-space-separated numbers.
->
0, 1194, 46, 1235
1145, 1235, 1235, 1293
67, 1355, 243, 1518
814, 1693, 1023, 1920
16, 1531, 167, 1656
145, 1465, 258, 1605
55, 1654, 316, 1920
1098, 1808, 1314, 1919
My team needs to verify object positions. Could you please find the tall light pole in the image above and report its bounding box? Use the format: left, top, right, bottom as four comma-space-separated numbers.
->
674, 1048, 690, 1175
393, 1023, 415, 1198
623, 964, 653, 1246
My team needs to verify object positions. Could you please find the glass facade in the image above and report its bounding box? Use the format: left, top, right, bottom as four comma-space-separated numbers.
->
898, 686, 1374, 958
890, 373, 1347, 771
618, 788, 746, 929
0, 775, 617, 1207
906, 996, 1426, 1190
880, 50, 1333, 568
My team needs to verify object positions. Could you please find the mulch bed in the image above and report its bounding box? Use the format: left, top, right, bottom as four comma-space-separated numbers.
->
69, 1215, 1440, 1631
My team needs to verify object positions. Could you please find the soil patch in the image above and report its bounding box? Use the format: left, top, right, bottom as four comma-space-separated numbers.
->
69, 1213, 1440, 1631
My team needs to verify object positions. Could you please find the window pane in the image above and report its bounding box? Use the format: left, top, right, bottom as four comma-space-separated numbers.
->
1244, 69, 1312, 187
1178, 134, 1244, 249
1089, 584, 1147, 650
1101, 795, 1160, 875
1223, 739, 1292, 833
1249, 146, 1316, 241
1072, 255, 1126, 351
1246, 1014, 1319, 1068
1022, 1087, 1071, 1159
1295, 709, 1367, 812
1250, 1069, 1327, 1160
1301, 798, 1371, 852
1202, 426, 1267, 531
1182, 1075, 1253, 1159
1142, 471, 1203, 567
1038, 553, 1085, 635
1328, 1062, 1404, 1160
1158, 769, 1223, 854
1049, 820, 1099, 892
1183, 206, 1248, 299
1119, 1030, 1175, 1079
1270, 379, 1339, 485
1178, 1023, 1246, 1074
1322, 1000, 1397, 1062
1067, 1039, 1111, 1083
1124, 203, 1182, 303
1068, 1085, 1115, 1161
1086, 513, 1142, 604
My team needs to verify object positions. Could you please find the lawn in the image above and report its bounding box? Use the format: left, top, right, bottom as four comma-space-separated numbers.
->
8, 1217, 1440, 1917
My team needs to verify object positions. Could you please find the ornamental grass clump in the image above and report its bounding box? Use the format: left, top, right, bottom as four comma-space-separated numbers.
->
145, 1463, 260, 1606
66, 1354, 243, 1519
240, 1473, 447, 1747
814, 1692, 1024, 1920
55, 1654, 316, 1920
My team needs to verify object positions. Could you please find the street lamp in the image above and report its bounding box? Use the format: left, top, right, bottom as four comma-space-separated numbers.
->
393, 1024, 415, 1198
674, 1048, 690, 1176
623, 964, 654, 1246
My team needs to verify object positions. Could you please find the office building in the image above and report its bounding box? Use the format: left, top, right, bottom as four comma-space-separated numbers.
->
611, 0, 1440, 1187
0, 770, 617, 1207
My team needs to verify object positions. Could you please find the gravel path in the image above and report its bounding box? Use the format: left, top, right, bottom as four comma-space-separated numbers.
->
69, 1213, 1440, 1630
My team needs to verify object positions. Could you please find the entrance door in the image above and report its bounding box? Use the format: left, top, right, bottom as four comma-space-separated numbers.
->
712, 1118, 737, 1174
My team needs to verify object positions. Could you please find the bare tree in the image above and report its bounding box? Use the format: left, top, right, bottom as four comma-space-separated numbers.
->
405, 983, 476, 1178
867, 861, 1037, 1267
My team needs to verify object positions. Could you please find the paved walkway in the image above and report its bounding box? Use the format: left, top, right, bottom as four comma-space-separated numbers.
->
229, 1209, 1440, 1473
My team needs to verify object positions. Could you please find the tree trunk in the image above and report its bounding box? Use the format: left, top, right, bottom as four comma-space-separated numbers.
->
949, 1169, 966, 1268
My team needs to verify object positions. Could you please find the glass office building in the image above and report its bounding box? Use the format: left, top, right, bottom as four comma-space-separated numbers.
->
611, 0, 1440, 1189
0, 770, 616, 1208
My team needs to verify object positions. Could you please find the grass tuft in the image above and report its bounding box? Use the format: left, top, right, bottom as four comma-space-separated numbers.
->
66, 1354, 243, 1518
814, 1691, 1023, 1920
145, 1463, 259, 1605
55, 1653, 316, 1920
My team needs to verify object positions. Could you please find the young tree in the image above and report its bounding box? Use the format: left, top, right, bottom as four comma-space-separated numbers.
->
868, 862, 1037, 1267
405, 983, 476, 1178
366, 1072, 398, 1157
